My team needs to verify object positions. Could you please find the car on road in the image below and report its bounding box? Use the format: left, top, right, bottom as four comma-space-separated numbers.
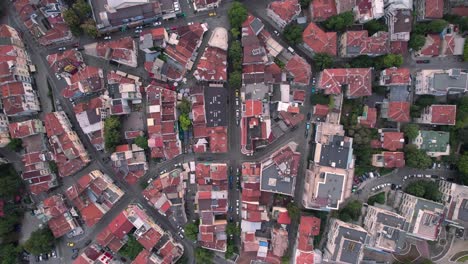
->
416, 60, 430, 64
104, 36, 111, 40
179, 233, 184, 239
235, 89, 239, 97
287, 46, 295, 53
135, 29, 142, 33
209, 12, 217, 16
84, 240, 92, 246
58, 47, 66, 51
307, 112, 311, 121
273, 30, 279, 36
67, 242, 75, 247
187, 22, 194, 25
72, 253, 78, 260
236, 109, 240, 119
176, 13, 186, 18
153, 21, 162, 26
305, 122, 310, 137
170, 26, 178, 30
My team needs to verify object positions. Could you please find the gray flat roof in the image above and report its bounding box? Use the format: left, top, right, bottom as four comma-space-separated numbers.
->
333, 226, 368, 263
433, 72, 468, 92
389, 85, 409, 102
318, 135, 352, 169
260, 163, 294, 196
458, 199, 468, 222
204, 87, 227, 127
316, 172, 344, 209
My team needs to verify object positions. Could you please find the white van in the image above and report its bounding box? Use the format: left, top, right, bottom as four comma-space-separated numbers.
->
368, 172, 374, 178
287, 46, 295, 53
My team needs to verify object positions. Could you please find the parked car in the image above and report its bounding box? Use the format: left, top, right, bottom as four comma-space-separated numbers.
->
58, 47, 66, 51
104, 36, 111, 40
416, 60, 430, 64
273, 30, 279, 36
307, 112, 311, 121
72, 253, 79, 260
209, 12, 217, 16
153, 21, 162, 26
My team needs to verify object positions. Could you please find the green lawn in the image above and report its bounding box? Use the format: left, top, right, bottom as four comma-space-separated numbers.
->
457, 255, 468, 262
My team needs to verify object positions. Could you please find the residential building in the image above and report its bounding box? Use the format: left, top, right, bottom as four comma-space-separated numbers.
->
193, 27, 228, 83
339, 31, 389, 57
303, 123, 354, 211
293, 216, 322, 264
107, 71, 142, 115
0, 25, 33, 86
143, 168, 187, 219
396, 192, 445, 241
336, 0, 357, 13
95, 0, 162, 28
415, 105, 457, 126
385, 9, 413, 41
381, 131, 405, 151
35, 194, 82, 238
381, 101, 411, 122
415, 69, 468, 95
9, 119, 45, 139
285, 55, 312, 86
267, 0, 301, 29
323, 219, 369, 264
1, 82, 40, 116
111, 144, 149, 185
358, 106, 377, 128
379, 67, 411, 86
372, 151, 405, 168
412, 130, 450, 157
44, 111, 90, 177
72, 244, 112, 263
74, 97, 110, 151
302, 22, 337, 56
354, 0, 385, 23
195, 162, 228, 252
46, 50, 85, 78
139, 27, 168, 54
438, 181, 468, 237
146, 84, 181, 160
65, 170, 124, 227
309, 0, 338, 21
317, 68, 372, 97
85, 37, 138, 67
62, 66, 105, 99
416, 25, 466, 57
21, 151, 57, 195
416, 0, 444, 20
193, 0, 221, 12
363, 206, 408, 253
0, 114, 9, 147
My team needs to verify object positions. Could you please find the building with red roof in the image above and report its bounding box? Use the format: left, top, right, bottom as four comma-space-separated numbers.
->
294, 216, 321, 264
317, 68, 372, 97
382, 132, 405, 151
267, 0, 301, 29
65, 170, 124, 227
285, 55, 312, 86
46, 50, 84, 77
110, 144, 148, 185
416, 105, 457, 126
416, 0, 443, 20
309, 0, 337, 21
9, 119, 45, 139
62, 66, 104, 99
74, 96, 109, 151
358, 106, 377, 128
194, 46, 227, 83
139, 27, 168, 54
107, 71, 142, 115
340, 31, 389, 57
87, 37, 137, 67
354, 0, 384, 23
379, 68, 411, 86
193, 0, 221, 11
372, 151, 405, 168
416, 27, 466, 57
44, 111, 90, 177
1, 82, 41, 116
383, 101, 410, 122
302, 22, 337, 56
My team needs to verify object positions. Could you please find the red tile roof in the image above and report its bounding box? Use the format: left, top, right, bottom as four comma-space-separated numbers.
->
285, 55, 312, 85
268, 0, 301, 24
313, 104, 329, 117
318, 68, 372, 97
390, 41, 408, 54
359, 107, 377, 128
343, 31, 389, 56
132, 249, 155, 264
296, 251, 315, 264
80, 203, 104, 227
136, 228, 163, 251
48, 214, 74, 238
429, 105, 456, 125
293, 90, 306, 103
194, 46, 227, 82
277, 211, 291, 225
302, 22, 337, 56
452, 6, 468, 17
245, 100, 263, 117
207, 126, 228, 153
382, 132, 404, 151
387, 102, 410, 122
95, 37, 135, 63
310, 0, 337, 21
383, 151, 405, 168
419, 34, 441, 56
108, 212, 134, 239
299, 216, 321, 236
9, 119, 43, 138
380, 68, 411, 86
425, 0, 444, 19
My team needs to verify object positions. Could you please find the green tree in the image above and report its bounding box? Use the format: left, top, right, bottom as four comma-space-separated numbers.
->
364, 19, 387, 35
404, 180, 441, 201
134, 136, 148, 149
314, 53, 334, 71
409, 34, 426, 51
230, 27, 240, 39
0, 243, 20, 264
63, 9, 81, 35
23, 228, 55, 255
225, 242, 235, 259
0, 165, 22, 198
286, 202, 300, 221
403, 123, 420, 141
324, 11, 354, 31
338, 200, 362, 221
379, 54, 403, 68
0, 214, 20, 238
184, 223, 199, 241
119, 236, 143, 260
415, 95, 437, 107
72, 0, 92, 18
177, 97, 192, 115
229, 71, 242, 89
7, 138, 22, 152
226, 223, 240, 236
283, 24, 303, 45
299, 0, 311, 8
229, 41, 243, 71
404, 144, 432, 169
281, 254, 291, 264
367, 192, 386, 205
274, 57, 285, 68
427, 19, 448, 33
179, 114, 191, 131
104, 116, 121, 152
349, 55, 374, 68
195, 247, 213, 264
81, 19, 98, 38
464, 41, 468, 61
228, 2, 248, 29
48, 161, 58, 174
458, 153, 468, 176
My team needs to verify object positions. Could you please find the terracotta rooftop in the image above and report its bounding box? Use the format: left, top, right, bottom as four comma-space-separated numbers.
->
245, 100, 263, 117
268, 0, 301, 24
387, 101, 410, 122
302, 22, 337, 56
425, 0, 443, 19
318, 68, 372, 97
285, 55, 312, 85
429, 105, 456, 125
343, 31, 389, 56
194, 46, 227, 82
419, 34, 441, 57
313, 104, 329, 117
358, 107, 377, 128
380, 68, 411, 86
383, 151, 405, 168
310, 0, 337, 21
382, 132, 404, 151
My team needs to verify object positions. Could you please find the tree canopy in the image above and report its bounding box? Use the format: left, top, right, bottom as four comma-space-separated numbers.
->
283, 24, 303, 45
457, 153, 468, 184
349, 54, 402, 70
228, 2, 248, 30
404, 180, 441, 202
364, 19, 387, 35
226, 223, 240, 236
228, 41, 243, 72
404, 144, 432, 169
314, 53, 334, 71
23, 228, 55, 255
62, 0, 95, 37
0, 244, 20, 264
338, 200, 362, 222
134, 135, 148, 150
184, 223, 198, 241
403, 124, 420, 141
324, 12, 354, 31
119, 236, 143, 260
195, 247, 213, 264
229, 71, 242, 89
409, 34, 426, 51
104, 116, 121, 152
367, 192, 385, 205
0, 164, 22, 199
177, 97, 191, 115
299, 0, 311, 8
7, 138, 23, 152
179, 114, 191, 131
286, 202, 300, 221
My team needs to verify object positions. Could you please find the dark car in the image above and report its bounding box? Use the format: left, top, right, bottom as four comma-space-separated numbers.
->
416, 60, 430, 64
84, 240, 92, 246
307, 112, 311, 121
72, 253, 79, 260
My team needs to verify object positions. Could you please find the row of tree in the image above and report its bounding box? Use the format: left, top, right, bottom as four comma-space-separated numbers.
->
63, 0, 98, 38
227, 2, 247, 91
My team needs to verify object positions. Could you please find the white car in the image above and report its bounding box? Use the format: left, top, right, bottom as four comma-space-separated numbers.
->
153, 21, 162, 26
136, 26, 143, 29
55, 73, 62, 80
403, 176, 408, 181
273, 30, 279, 36
58, 47, 66, 51
236, 200, 239, 206
104, 36, 111, 40
187, 22, 194, 25
135, 30, 142, 33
